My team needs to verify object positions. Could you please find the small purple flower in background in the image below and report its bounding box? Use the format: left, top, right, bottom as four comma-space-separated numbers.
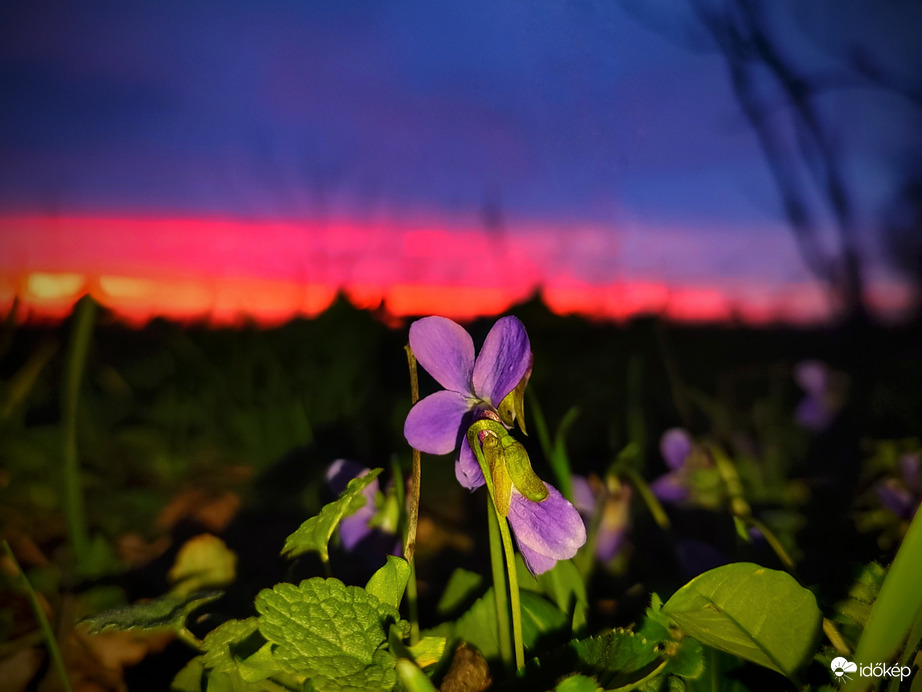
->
404, 315, 585, 576
404, 315, 531, 490
326, 459, 402, 557
650, 428, 694, 503
794, 360, 844, 431
875, 452, 921, 520
572, 474, 632, 563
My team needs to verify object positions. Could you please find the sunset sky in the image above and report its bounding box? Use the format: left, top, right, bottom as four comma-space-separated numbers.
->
1, 1, 920, 324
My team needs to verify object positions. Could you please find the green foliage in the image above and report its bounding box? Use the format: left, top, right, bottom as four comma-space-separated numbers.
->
281, 468, 382, 563
436, 568, 484, 617
517, 555, 589, 633
846, 508, 922, 692
365, 555, 411, 610
255, 577, 403, 692
452, 587, 568, 660
395, 658, 440, 692
553, 674, 604, 692
528, 598, 703, 691
79, 590, 222, 634
662, 563, 821, 680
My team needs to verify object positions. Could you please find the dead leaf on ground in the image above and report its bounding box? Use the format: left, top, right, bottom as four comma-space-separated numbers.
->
156, 487, 241, 532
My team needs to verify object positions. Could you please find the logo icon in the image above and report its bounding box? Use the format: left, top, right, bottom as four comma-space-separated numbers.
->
831, 657, 858, 681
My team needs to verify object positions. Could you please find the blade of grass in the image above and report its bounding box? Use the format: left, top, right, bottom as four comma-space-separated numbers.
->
845, 508, 922, 691
2, 541, 74, 692
62, 295, 96, 570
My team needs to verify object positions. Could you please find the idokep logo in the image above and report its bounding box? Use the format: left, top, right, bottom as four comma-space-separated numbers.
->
830, 657, 858, 681
830, 656, 912, 684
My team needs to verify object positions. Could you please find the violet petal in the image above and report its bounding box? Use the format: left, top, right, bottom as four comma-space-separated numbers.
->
339, 506, 376, 550
472, 316, 531, 407
507, 484, 586, 576
660, 428, 692, 470
650, 472, 689, 503
409, 316, 475, 395
571, 475, 597, 517
404, 390, 472, 455
795, 360, 829, 396
326, 459, 373, 495
455, 435, 486, 490
595, 486, 631, 562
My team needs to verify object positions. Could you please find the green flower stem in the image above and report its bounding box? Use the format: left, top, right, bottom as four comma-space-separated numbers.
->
62, 295, 96, 570
403, 345, 422, 644
745, 516, 796, 573
620, 466, 670, 530
495, 507, 525, 670
468, 420, 525, 672
487, 503, 514, 671
2, 541, 74, 692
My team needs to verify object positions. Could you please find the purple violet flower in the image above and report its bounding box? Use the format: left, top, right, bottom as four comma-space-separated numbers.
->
794, 360, 842, 431
404, 315, 532, 490
326, 459, 402, 557
875, 452, 921, 520
572, 474, 632, 563
650, 428, 694, 503
403, 315, 585, 576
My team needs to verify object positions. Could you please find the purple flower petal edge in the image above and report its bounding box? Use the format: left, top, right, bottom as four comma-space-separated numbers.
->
472, 316, 531, 407
404, 390, 472, 455
455, 435, 486, 490
409, 316, 476, 395
507, 484, 586, 576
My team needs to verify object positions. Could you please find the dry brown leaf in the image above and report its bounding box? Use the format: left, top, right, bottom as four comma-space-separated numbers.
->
156, 487, 241, 532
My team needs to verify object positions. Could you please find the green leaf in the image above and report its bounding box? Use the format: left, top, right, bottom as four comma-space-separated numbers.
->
517, 554, 588, 633
436, 568, 484, 617
847, 509, 922, 692
554, 674, 603, 692
79, 590, 222, 634
281, 468, 382, 563
255, 577, 399, 692
202, 618, 262, 673
365, 555, 411, 610
662, 562, 821, 680
832, 562, 886, 628
453, 588, 568, 660
395, 658, 439, 692
199, 618, 298, 691
169, 534, 237, 595
406, 637, 447, 669
566, 628, 665, 688
171, 656, 205, 691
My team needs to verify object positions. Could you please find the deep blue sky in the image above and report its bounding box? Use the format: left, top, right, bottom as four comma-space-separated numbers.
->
1, 0, 920, 299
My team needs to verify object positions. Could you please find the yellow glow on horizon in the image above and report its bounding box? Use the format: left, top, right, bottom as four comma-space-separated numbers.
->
25, 272, 86, 300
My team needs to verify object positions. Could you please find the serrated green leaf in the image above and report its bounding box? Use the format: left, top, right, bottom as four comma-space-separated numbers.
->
199, 619, 298, 691
554, 673, 603, 692
436, 568, 484, 617
281, 468, 382, 563
255, 577, 399, 692
365, 555, 410, 610
568, 629, 664, 689
202, 618, 262, 672
79, 590, 222, 634
662, 562, 821, 680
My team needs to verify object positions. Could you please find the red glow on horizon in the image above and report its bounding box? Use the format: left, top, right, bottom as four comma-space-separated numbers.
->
0, 213, 910, 327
